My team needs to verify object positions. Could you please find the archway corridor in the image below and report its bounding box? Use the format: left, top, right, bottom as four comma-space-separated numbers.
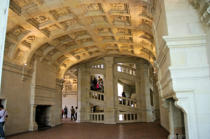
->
0, 0, 210, 139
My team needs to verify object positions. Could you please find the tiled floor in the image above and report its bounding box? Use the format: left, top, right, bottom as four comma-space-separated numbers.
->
7, 120, 169, 139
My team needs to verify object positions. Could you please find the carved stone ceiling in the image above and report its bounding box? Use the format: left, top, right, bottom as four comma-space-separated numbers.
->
5, 0, 156, 78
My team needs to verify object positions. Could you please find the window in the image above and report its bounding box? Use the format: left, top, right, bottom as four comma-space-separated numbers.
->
118, 83, 123, 96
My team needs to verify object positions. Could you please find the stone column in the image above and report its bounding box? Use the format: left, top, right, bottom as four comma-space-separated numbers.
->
29, 104, 38, 131
54, 79, 63, 125
168, 100, 175, 139
104, 57, 116, 124
113, 63, 119, 122
77, 64, 89, 122
0, 0, 10, 93
137, 62, 153, 122
135, 63, 142, 122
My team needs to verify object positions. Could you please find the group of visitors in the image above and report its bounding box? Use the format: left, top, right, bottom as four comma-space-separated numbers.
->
62, 106, 78, 121
90, 76, 104, 92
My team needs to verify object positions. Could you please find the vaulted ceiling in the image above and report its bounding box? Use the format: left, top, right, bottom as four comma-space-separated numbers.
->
5, 0, 156, 77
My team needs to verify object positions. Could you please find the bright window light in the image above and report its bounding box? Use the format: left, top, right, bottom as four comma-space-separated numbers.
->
118, 83, 123, 96
119, 114, 123, 121
117, 66, 121, 72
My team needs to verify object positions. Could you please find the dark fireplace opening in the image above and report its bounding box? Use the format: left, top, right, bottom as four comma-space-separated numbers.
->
35, 105, 51, 130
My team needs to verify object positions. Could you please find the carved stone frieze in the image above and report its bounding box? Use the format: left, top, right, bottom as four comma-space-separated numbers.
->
41, 24, 60, 37
91, 16, 107, 24
86, 3, 102, 12
49, 7, 72, 20
8, 25, 29, 39
118, 36, 133, 43
21, 35, 36, 49
60, 19, 78, 29
116, 28, 131, 35
102, 36, 115, 41
10, 0, 43, 15
113, 15, 131, 26
97, 28, 112, 34
71, 30, 89, 39
79, 38, 93, 44
48, 49, 59, 57
110, 3, 129, 13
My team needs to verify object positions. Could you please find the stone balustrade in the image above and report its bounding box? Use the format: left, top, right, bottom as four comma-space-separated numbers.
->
91, 64, 104, 69
89, 90, 104, 101
118, 111, 138, 123
89, 112, 104, 123
117, 64, 136, 76
118, 96, 137, 108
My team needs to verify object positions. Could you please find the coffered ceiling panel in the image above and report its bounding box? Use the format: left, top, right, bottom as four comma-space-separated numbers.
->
6, 0, 156, 78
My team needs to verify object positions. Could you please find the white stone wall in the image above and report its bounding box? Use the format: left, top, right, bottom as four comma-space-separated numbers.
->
205, 27, 210, 74
154, 0, 210, 138
0, 0, 9, 91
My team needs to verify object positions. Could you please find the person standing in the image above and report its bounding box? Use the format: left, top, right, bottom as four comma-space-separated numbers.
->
0, 105, 8, 139
122, 92, 126, 105
74, 107, 78, 121
70, 106, 75, 121
64, 106, 68, 119
62, 109, 64, 119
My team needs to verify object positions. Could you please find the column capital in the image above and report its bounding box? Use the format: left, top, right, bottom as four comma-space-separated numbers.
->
104, 57, 114, 64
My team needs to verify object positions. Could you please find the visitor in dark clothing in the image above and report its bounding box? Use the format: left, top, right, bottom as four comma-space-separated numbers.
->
71, 106, 75, 120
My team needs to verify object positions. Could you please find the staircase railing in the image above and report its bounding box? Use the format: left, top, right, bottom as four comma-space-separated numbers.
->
117, 64, 136, 76
89, 112, 104, 123
118, 96, 137, 108
89, 90, 104, 101
118, 111, 138, 123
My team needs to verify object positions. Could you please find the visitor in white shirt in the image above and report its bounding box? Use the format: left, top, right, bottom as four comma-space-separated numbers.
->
0, 105, 8, 139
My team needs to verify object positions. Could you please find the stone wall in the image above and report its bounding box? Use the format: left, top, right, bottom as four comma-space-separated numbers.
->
1, 60, 62, 135
154, 0, 210, 138
2, 62, 31, 135
153, 0, 171, 132
30, 60, 62, 128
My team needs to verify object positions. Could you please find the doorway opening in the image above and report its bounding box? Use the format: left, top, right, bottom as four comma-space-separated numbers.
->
35, 105, 51, 130
62, 68, 78, 120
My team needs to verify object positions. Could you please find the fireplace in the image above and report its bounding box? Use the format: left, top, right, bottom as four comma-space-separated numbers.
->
35, 105, 51, 130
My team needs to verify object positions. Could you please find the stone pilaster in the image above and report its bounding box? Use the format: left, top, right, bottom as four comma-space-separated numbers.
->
77, 64, 89, 122
29, 104, 38, 131
104, 57, 116, 124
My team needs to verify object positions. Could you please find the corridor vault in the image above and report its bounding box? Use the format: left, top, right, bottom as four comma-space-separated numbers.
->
6, 0, 156, 78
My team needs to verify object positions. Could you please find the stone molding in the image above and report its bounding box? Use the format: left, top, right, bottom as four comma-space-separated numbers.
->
156, 40, 168, 69
163, 34, 207, 48
162, 33, 210, 139
174, 91, 198, 139
169, 65, 210, 80
32, 84, 57, 92
3, 60, 32, 80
